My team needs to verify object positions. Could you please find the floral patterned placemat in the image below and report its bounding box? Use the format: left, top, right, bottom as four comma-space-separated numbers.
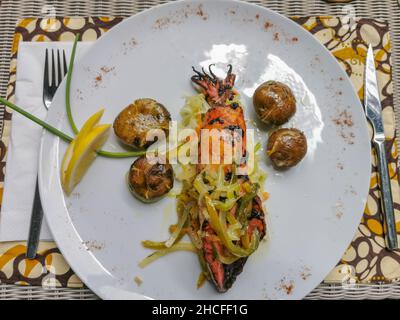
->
0, 16, 399, 288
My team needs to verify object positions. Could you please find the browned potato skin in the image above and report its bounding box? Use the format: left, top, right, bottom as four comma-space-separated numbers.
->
253, 81, 296, 125
267, 128, 307, 169
113, 98, 171, 149
128, 156, 174, 203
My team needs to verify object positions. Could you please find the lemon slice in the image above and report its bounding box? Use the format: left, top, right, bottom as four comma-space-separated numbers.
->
73, 108, 105, 151
62, 123, 111, 195
60, 139, 76, 187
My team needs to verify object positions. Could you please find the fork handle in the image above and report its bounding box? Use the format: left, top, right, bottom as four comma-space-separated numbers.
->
374, 139, 398, 250
26, 178, 44, 259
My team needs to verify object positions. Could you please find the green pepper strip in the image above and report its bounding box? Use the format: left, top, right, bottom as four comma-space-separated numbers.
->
251, 230, 260, 251
238, 183, 259, 226
205, 196, 259, 258
211, 241, 241, 265
221, 210, 260, 253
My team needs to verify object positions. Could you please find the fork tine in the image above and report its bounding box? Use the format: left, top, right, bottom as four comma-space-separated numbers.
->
57, 50, 62, 86
63, 50, 68, 77
43, 49, 49, 88
51, 49, 56, 88
57, 50, 63, 86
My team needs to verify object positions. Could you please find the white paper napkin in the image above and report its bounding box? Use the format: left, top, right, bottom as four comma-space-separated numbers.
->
0, 41, 91, 241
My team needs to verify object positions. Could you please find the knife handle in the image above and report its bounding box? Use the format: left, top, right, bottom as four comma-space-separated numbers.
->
374, 139, 398, 250
26, 178, 44, 259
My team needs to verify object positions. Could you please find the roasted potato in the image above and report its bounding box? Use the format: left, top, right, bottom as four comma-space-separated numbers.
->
127, 156, 174, 203
113, 98, 171, 149
266, 128, 307, 169
253, 81, 296, 125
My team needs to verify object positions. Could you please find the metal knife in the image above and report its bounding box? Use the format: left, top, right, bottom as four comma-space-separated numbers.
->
365, 44, 398, 250
26, 178, 44, 259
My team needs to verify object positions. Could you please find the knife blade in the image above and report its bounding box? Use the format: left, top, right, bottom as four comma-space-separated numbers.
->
364, 44, 398, 250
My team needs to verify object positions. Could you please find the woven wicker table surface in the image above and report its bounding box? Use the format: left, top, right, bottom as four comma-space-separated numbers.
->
0, 0, 400, 300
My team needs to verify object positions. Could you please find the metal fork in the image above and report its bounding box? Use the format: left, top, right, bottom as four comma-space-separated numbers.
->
26, 49, 68, 259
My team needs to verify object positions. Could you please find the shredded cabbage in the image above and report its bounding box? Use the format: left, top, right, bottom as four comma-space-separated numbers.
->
175, 94, 211, 183
165, 204, 191, 248
139, 242, 197, 268
141, 240, 169, 250
249, 142, 267, 191
213, 198, 238, 211
194, 174, 213, 195
179, 94, 209, 130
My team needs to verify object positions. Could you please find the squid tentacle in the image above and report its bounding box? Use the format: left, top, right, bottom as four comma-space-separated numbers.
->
191, 64, 236, 106
208, 64, 217, 79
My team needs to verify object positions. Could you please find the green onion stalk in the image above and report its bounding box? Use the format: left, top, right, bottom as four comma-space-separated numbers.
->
0, 34, 145, 159
0, 97, 73, 142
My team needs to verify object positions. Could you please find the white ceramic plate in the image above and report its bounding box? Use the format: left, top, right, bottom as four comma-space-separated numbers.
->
39, 0, 371, 300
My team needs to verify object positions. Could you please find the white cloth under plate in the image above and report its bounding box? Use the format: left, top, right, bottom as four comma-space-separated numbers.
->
0, 41, 91, 241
